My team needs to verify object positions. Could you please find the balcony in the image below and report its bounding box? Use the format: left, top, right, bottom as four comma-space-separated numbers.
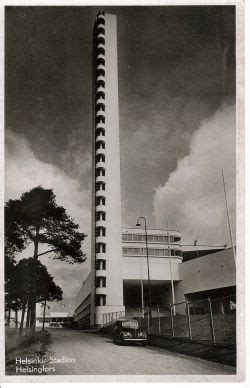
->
96, 96, 105, 106
95, 252, 107, 261
96, 133, 105, 143
95, 202, 106, 212
97, 63, 105, 73
97, 22, 105, 30
96, 160, 105, 169
97, 13, 105, 22
96, 121, 105, 130
96, 110, 106, 119
97, 53, 105, 62
96, 74, 105, 83
96, 235, 106, 244
97, 42, 105, 52
97, 32, 105, 42
95, 287, 107, 295
95, 189, 105, 198
96, 175, 106, 184
96, 147, 106, 157
96, 85, 105, 95
96, 269, 106, 278
95, 220, 106, 229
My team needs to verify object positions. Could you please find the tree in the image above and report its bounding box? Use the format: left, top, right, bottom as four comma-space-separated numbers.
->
41, 280, 63, 331
5, 206, 27, 326
5, 186, 87, 333
14, 258, 63, 335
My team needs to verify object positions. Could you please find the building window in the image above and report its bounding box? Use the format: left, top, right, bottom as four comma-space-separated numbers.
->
96, 167, 105, 177
122, 247, 173, 257
96, 154, 105, 163
96, 115, 105, 124
97, 36, 105, 45
96, 211, 106, 221
96, 128, 105, 137
97, 68, 105, 77
95, 277, 106, 288
96, 226, 106, 237
95, 259, 106, 270
122, 233, 176, 243
96, 181, 105, 191
95, 294, 106, 306
96, 243, 106, 253
96, 90, 105, 100
96, 196, 106, 206
96, 140, 105, 150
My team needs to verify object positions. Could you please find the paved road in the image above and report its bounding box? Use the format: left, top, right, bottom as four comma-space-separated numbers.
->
44, 329, 236, 375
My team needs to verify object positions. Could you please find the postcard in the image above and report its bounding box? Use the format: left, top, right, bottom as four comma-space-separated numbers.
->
0, 0, 245, 384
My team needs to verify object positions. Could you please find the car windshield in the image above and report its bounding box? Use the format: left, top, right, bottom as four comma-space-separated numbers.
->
121, 320, 139, 329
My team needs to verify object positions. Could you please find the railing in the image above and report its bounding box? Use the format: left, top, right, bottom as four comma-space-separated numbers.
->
102, 295, 236, 345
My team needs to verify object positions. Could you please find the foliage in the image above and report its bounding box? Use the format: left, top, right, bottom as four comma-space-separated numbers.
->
5, 186, 87, 264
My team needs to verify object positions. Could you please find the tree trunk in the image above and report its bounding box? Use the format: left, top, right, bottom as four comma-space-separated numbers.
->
30, 234, 39, 334
26, 297, 31, 334
7, 308, 11, 327
19, 298, 27, 336
42, 298, 47, 331
15, 309, 18, 329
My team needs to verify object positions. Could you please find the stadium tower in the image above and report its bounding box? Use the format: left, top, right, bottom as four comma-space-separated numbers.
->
91, 12, 124, 326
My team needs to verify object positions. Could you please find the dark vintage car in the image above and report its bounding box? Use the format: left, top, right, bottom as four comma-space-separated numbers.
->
112, 318, 147, 346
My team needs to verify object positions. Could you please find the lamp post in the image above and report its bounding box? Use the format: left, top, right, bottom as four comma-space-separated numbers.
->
139, 256, 145, 317
136, 216, 152, 333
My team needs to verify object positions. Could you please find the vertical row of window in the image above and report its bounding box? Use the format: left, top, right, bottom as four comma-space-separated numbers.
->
95, 12, 106, 307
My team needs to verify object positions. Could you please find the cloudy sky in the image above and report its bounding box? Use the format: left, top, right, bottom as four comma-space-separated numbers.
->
5, 6, 236, 307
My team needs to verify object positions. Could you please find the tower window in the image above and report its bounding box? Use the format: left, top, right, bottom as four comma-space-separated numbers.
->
96, 181, 105, 191
96, 140, 105, 150
96, 56, 105, 66
96, 225, 106, 236
96, 154, 105, 163
96, 128, 105, 137
97, 46, 105, 56
96, 242, 106, 253
96, 197, 106, 206
96, 167, 105, 177
95, 277, 106, 288
97, 27, 105, 35
97, 68, 105, 77
95, 294, 106, 306
97, 36, 105, 45
96, 91, 105, 100
95, 259, 106, 270
96, 79, 105, 88
96, 116, 105, 124
96, 211, 106, 221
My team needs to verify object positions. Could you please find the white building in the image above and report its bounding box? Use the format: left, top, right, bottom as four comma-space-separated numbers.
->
73, 11, 236, 328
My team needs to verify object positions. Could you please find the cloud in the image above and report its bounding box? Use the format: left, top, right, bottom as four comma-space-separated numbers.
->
5, 129, 91, 304
153, 104, 236, 247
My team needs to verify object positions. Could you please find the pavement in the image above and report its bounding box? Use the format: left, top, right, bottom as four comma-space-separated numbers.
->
44, 329, 236, 375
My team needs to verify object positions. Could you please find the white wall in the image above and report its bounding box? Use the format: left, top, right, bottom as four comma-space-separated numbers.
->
175, 248, 236, 303
123, 256, 182, 281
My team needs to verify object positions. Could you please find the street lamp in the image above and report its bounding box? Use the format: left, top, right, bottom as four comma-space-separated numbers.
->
136, 216, 152, 333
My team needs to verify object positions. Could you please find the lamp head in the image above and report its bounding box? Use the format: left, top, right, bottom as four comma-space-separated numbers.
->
136, 222, 141, 227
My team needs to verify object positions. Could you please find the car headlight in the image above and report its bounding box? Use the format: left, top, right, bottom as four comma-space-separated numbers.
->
138, 331, 147, 338
121, 331, 132, 338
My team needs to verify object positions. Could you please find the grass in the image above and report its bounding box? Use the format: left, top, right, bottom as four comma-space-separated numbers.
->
5, 329, 51, 375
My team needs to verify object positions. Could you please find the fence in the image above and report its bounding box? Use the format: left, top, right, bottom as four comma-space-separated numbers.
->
102, 295, 236, 345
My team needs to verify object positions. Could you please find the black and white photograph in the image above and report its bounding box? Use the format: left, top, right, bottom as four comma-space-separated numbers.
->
1, 0, 245, 383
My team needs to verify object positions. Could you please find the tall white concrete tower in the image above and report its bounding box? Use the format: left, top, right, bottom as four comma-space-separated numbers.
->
91, 12, 124, 326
